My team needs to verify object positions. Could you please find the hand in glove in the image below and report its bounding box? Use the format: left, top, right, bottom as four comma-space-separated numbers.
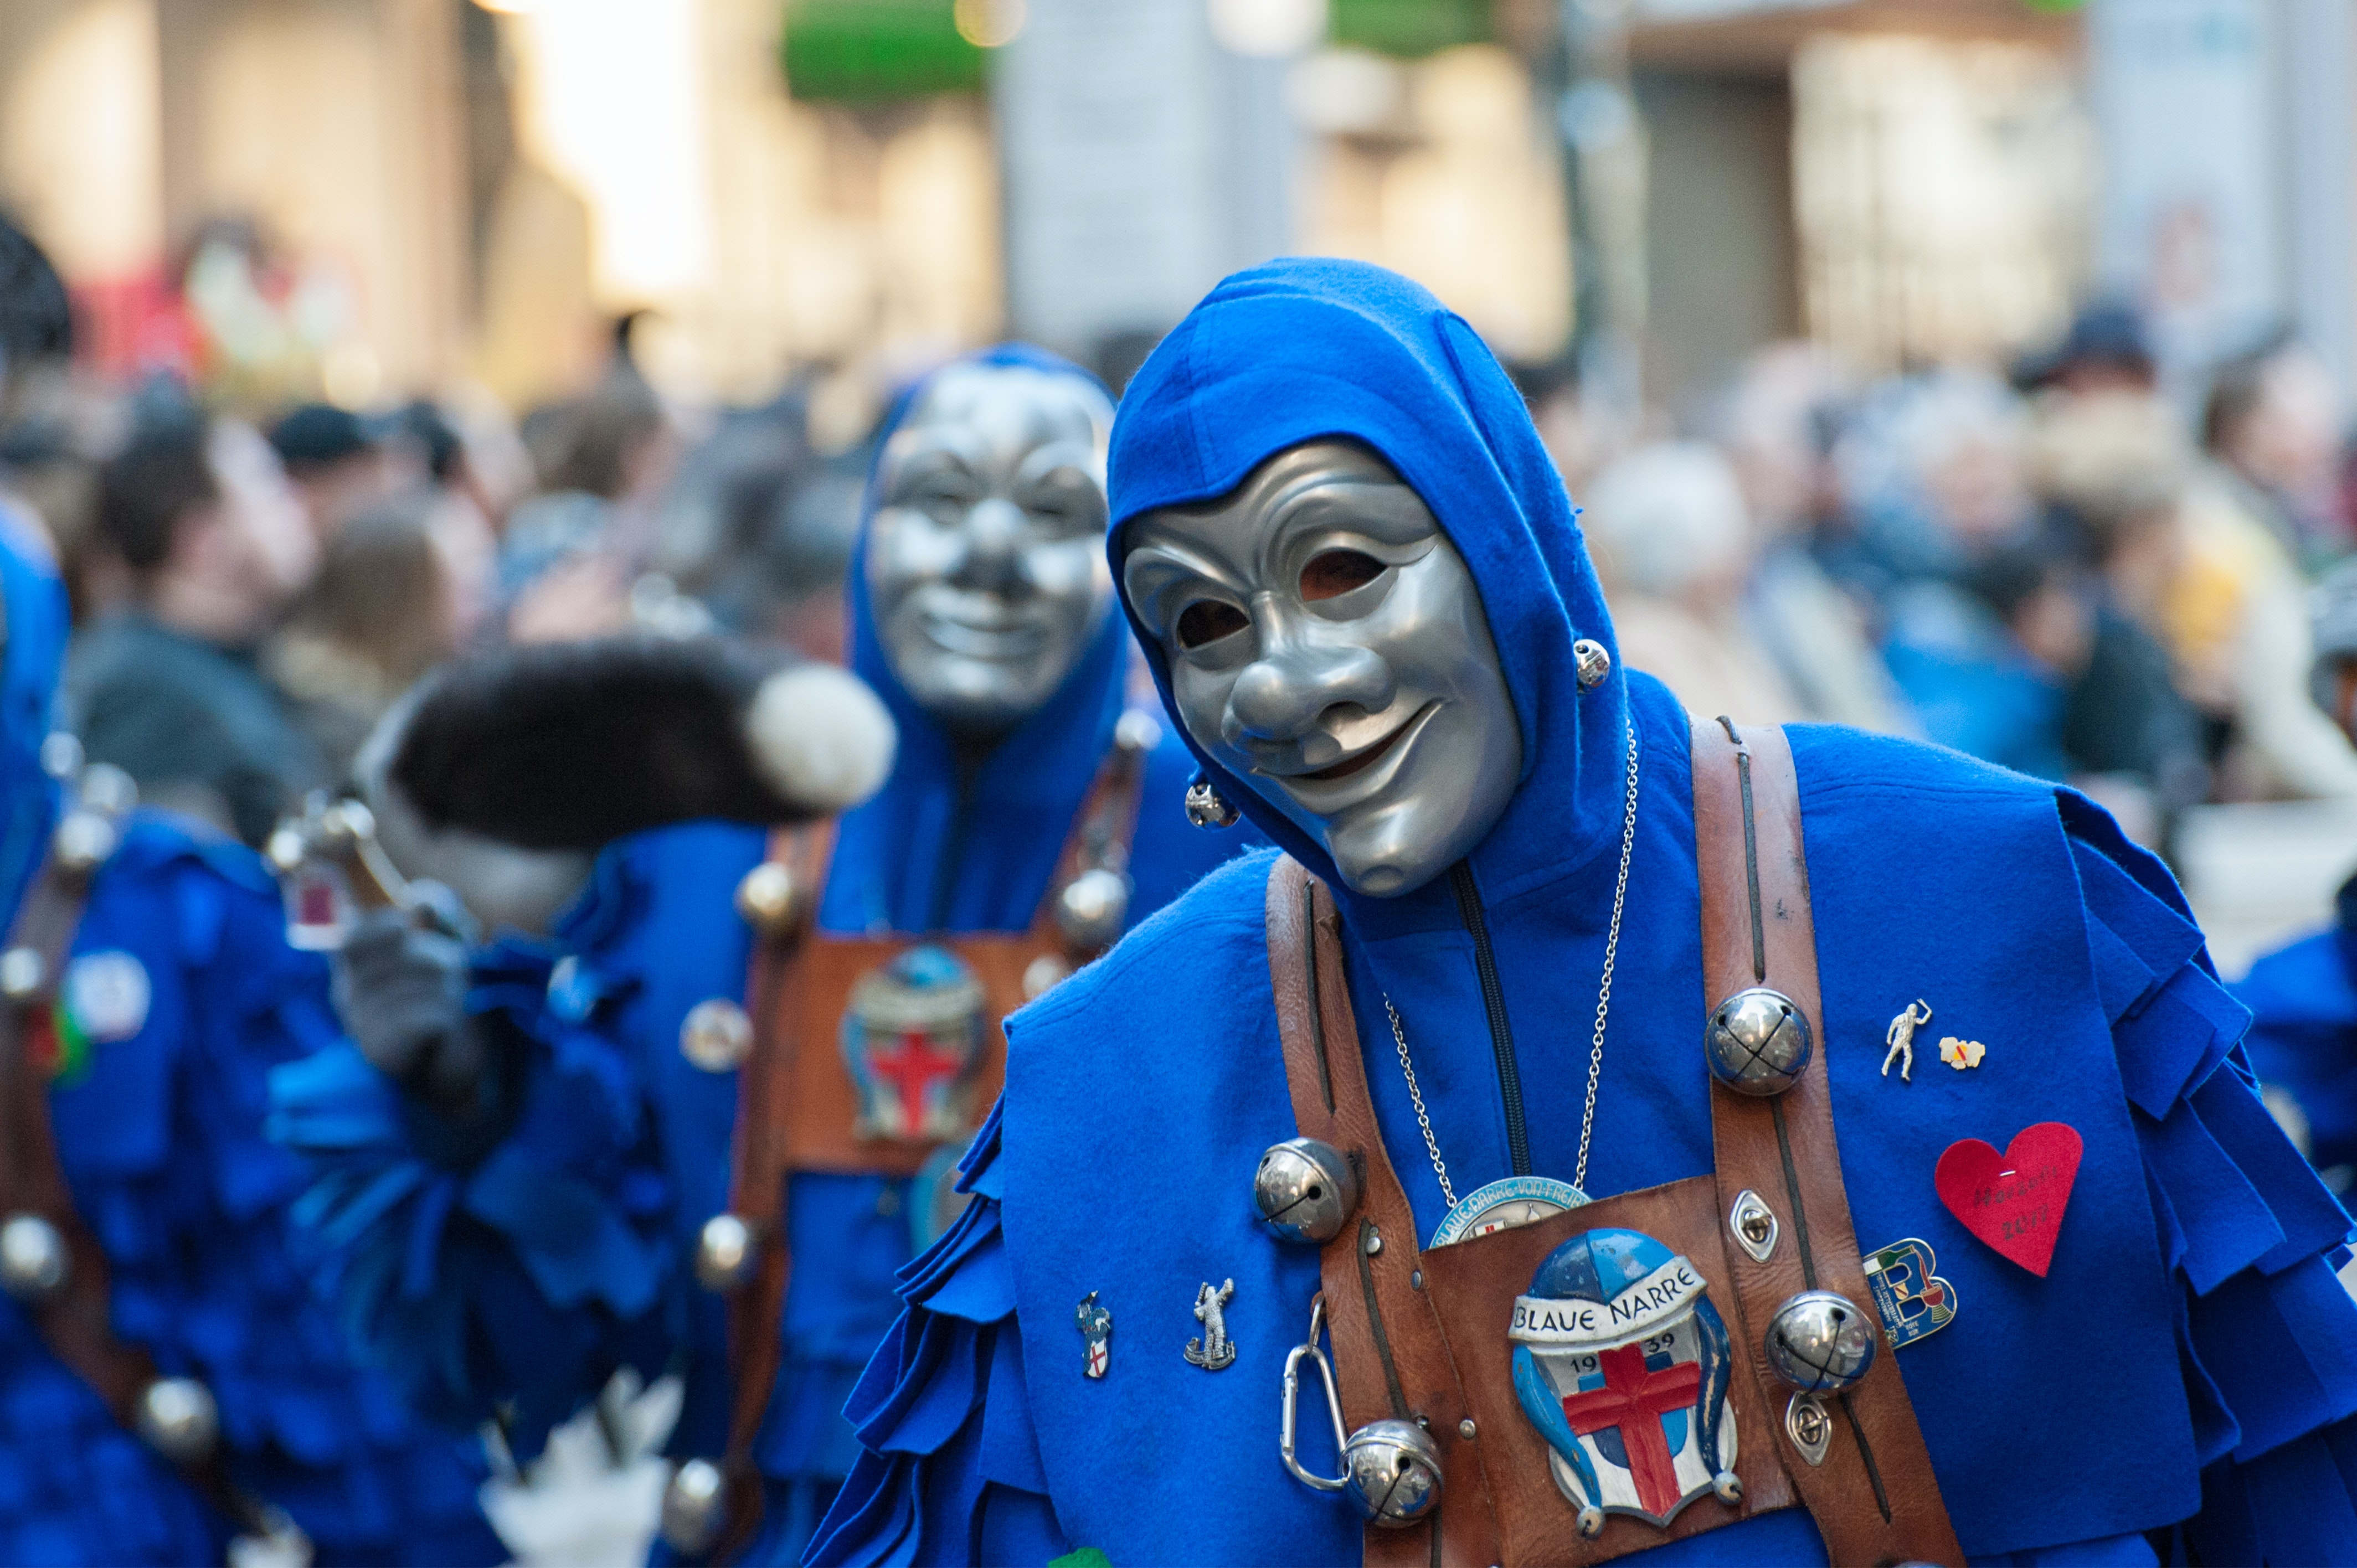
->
333, 888, 494, 1121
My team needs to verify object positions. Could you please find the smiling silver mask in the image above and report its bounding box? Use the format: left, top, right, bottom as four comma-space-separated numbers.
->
867, 363, 1115, 737
1123, 440, 1521, 897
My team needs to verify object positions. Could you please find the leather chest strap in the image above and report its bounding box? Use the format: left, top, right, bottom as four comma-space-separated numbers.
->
1692, 718, 1960, 1568
0, 854, 264, 1535
1267, 859, 1500, 1568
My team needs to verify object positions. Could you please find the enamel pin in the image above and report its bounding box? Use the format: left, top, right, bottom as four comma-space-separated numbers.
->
1430, 1174, 1589, 1248
1183, 1279, 1236, 1370
1881, 999, 1932, 1080
1076, 1291, 1112, 1379
1861, 1237, 1957, 1348
1938, 1036, 1987, 1070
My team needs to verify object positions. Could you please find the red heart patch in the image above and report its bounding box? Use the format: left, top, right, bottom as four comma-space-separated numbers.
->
1934, 1122, 2082, 1277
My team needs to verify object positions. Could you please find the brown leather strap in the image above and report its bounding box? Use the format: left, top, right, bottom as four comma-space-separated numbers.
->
0, 852, 263, 1534
1267, 860, 1498, 1568
1692, 718, 1961, 1568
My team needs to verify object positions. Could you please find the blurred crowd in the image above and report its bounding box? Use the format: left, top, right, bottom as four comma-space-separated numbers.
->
9, 200, 2357, 881
1546, 305, 2357, 864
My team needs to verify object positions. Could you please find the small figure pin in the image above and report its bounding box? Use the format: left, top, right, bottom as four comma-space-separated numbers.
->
1881, 999, 1932, 1081
1938, 1036, 1985, 1070
1076, 1291, 1112, 1379
1183, 1278, 1236, 1371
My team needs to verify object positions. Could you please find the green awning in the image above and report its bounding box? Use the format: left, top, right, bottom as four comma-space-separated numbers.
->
781, 0, 986, 102
1330, 0, 1491, 58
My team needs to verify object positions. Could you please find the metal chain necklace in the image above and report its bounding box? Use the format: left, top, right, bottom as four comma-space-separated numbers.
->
1383, 712, 1641, 1238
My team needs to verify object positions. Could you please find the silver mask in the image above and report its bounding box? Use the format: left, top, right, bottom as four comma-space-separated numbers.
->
1123, 440, 1521, 898
866, 363, 1115, 737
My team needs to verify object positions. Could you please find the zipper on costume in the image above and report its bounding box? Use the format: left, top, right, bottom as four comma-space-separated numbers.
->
1450, 860, 1531, 1176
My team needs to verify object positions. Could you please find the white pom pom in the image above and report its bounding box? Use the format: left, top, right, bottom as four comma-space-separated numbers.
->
745, 664, 897, 812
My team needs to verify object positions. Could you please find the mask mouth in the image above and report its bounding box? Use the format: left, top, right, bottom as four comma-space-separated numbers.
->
915, 599, 1050, 662
1259, 701, 1439, 809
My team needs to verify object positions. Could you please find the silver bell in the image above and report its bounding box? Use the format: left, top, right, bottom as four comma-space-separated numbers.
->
0, 947, 44, 1001
678, 998, 754, 1073
694, 1213, 758, 1292
1573, 638, 1612, 689
1342, 1417, 1443, 1527
1765, 1289, 1877, 1393
1185, 778, 1241, 829
136, 1377, 219, 1463
660, 1457, 728, 1554
1114, 709, 1162, 755
1056, 868, 1130, 950
78, 763, 138, 818
0, 1213, 68, 1300
1021, 953, 1072, 1000
734, 862, 804, 937
1253, 1138, 1360, 1244
51, 811, 117, 875
1704, 987, 1813, 1096
39, 733, 82, 781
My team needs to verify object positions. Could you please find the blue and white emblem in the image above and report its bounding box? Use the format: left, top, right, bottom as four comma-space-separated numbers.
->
1509, 1227, 1741, 1532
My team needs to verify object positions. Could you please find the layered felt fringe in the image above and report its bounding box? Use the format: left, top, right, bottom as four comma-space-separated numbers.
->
810, 1101, 1068, 1567
10, 819, 503, 1565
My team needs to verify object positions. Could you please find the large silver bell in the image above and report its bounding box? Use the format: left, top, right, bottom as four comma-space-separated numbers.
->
734, 862, 804, 937
1342, 1417, 1443, 1527
660, 1457, 728, 1554
1185, 778, 1241, 829
678, 998, 754, 1073
1114, 709, 1162, 755
1704, 987, 1813, 1096
1766, 1290, 1877, 1393
0, 1213, 67, 1300
694, 1213, 759, 1292
1253, 1138, 1360, 1244
136, 1377, 219, 1463
1056, 868, 1130, 950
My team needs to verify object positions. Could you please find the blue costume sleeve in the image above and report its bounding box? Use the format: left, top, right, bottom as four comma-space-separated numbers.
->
806, 1099, 1071, 1567
2236, 909, 2357, 1176
2060, 797, 2357, 1566
269, 927, 679, 1459
46, 817, 504, 1565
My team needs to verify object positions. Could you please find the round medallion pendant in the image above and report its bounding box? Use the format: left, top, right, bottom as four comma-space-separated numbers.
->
1429, 1175, 1589, 1248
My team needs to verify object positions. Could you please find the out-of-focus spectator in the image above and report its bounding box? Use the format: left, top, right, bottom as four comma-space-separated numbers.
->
1831, 369, 2036, 600
501, 336, 681, 642
392, 399, 499, 646
1583, 441, 1800, 723
269, 490, 461, 781
2028, 390, 2209, 843
2160, 341, 2357, 798
2013, 298, 2160, 400
269, 400, 398, 543
1884, 524, 2089, 781
1717, 342, 1914, 731
66, 411, 327, 844
2202, 333, 2350, 572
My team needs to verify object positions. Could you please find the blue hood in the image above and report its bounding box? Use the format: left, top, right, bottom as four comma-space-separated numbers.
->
819, 344, 1129, 934
1108, 259, 1631, 926
0, 500, 64, 924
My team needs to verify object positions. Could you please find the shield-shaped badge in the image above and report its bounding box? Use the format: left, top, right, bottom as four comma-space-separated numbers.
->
841, 944, 985, 1142
1510, 1227, 1740, 1530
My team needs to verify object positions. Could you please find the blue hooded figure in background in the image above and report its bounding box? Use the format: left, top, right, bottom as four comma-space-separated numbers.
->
0, 501, 504, 1561
269, 345, 1254, 1566
810, 261, 2357, 1567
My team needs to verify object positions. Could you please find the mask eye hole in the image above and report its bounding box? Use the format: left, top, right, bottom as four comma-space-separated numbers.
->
1300, 549, 1386, 602
1176, 600, 1249, 650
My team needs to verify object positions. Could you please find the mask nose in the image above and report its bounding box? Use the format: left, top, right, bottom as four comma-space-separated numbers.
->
1227, 637, 1393, 745
950, 498, 1028, 595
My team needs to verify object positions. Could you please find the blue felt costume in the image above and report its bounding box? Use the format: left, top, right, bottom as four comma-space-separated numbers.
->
0, 504, 503, 1568
811, 262, 2357, 1568
270, 348, 1253, 1567
2239, 874, 2357, 1185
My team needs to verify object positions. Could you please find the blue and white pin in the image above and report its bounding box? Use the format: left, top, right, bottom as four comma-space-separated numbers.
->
1076, 1291, 1113, 1379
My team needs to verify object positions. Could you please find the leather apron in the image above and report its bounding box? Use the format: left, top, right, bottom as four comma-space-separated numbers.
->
1265, 720, 1961, 1568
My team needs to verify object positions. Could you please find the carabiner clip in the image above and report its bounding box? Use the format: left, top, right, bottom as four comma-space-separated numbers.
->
1280, 1292, 1349, 1494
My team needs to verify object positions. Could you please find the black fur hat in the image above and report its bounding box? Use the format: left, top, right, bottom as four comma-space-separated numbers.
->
379, 636, 894, 852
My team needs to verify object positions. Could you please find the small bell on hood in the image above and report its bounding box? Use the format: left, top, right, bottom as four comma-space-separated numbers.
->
1184, 775, 1240, 829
